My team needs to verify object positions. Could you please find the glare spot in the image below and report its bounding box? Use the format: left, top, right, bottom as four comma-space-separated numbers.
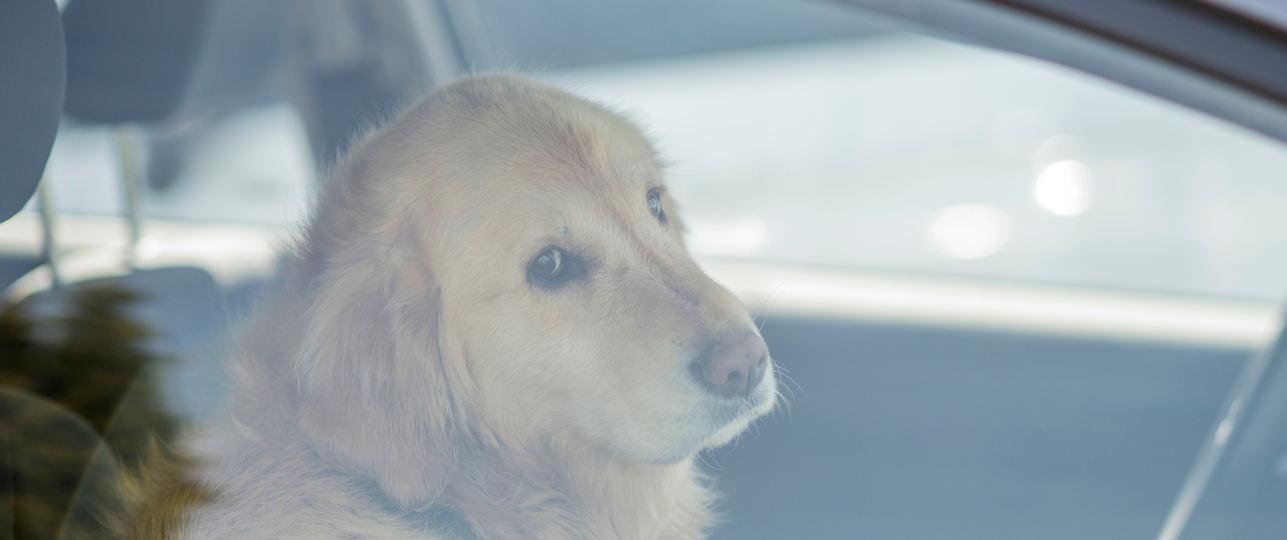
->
687, 218, 769, 257
1214, 416, 1234, 446
926, 204, 1010, 260
1034, 160, 1093, 216
1214, 398, 1243, 447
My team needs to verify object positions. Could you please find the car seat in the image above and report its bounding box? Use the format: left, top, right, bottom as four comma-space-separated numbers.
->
0, 0, 242, 537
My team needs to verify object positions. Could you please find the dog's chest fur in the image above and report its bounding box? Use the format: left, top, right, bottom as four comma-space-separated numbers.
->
183, 430, 478, 539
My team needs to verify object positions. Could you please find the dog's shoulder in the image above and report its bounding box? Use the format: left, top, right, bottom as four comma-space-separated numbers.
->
171, 425, 453, 540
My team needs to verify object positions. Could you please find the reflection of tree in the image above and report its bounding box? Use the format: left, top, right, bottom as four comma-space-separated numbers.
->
0, 283, 183, 540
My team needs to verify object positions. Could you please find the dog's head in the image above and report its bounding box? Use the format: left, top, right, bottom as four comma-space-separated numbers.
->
291, 74, 776, 511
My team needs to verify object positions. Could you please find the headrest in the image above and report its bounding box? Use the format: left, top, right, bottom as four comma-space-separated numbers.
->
63, 0, 212, 123
0, 0, 65, 223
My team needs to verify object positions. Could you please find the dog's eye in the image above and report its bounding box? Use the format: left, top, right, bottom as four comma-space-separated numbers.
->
531, 249, 563, 280
527, 247, 582, 289
647, 190, 667, 224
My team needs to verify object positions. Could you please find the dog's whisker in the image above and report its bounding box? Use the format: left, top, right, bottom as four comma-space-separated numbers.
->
697, 451, 725, 471
771, 392, 791, 419
752, 279, 791, 331
775, 367, 805, 399
774, 377, 798, 403
727, 434, 743, 455
745, 295, 770, 324
776, 379, 796, 401
770, 382, 796, 422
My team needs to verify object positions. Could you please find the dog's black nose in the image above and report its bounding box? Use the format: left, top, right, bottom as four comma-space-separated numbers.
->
691, 330, 769, 398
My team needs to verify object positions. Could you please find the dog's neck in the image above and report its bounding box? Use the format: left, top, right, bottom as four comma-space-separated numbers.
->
441, 442, 714, 540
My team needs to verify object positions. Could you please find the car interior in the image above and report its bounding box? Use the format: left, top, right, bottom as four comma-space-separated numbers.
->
2, 0, 1287, 539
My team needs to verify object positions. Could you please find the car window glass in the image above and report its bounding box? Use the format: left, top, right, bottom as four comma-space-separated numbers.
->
541, 33, 1287, 301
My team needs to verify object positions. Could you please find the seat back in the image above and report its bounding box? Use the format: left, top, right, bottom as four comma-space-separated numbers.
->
0, 0, 65, 223
62, 0, 212, 123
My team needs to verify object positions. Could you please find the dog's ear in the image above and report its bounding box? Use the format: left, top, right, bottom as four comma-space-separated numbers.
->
292, 241, 458, 511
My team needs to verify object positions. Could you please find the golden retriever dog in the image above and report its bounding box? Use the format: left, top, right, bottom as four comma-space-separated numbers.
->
146, 73, 776, 539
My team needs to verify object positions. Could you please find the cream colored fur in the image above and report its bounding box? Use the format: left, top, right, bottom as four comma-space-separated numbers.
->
163, 74, 776, 540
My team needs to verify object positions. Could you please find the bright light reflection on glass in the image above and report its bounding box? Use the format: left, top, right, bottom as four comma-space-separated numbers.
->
926, 204, 1010, 260
687, 218, 769, 257
1033, 160, 1093, 216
